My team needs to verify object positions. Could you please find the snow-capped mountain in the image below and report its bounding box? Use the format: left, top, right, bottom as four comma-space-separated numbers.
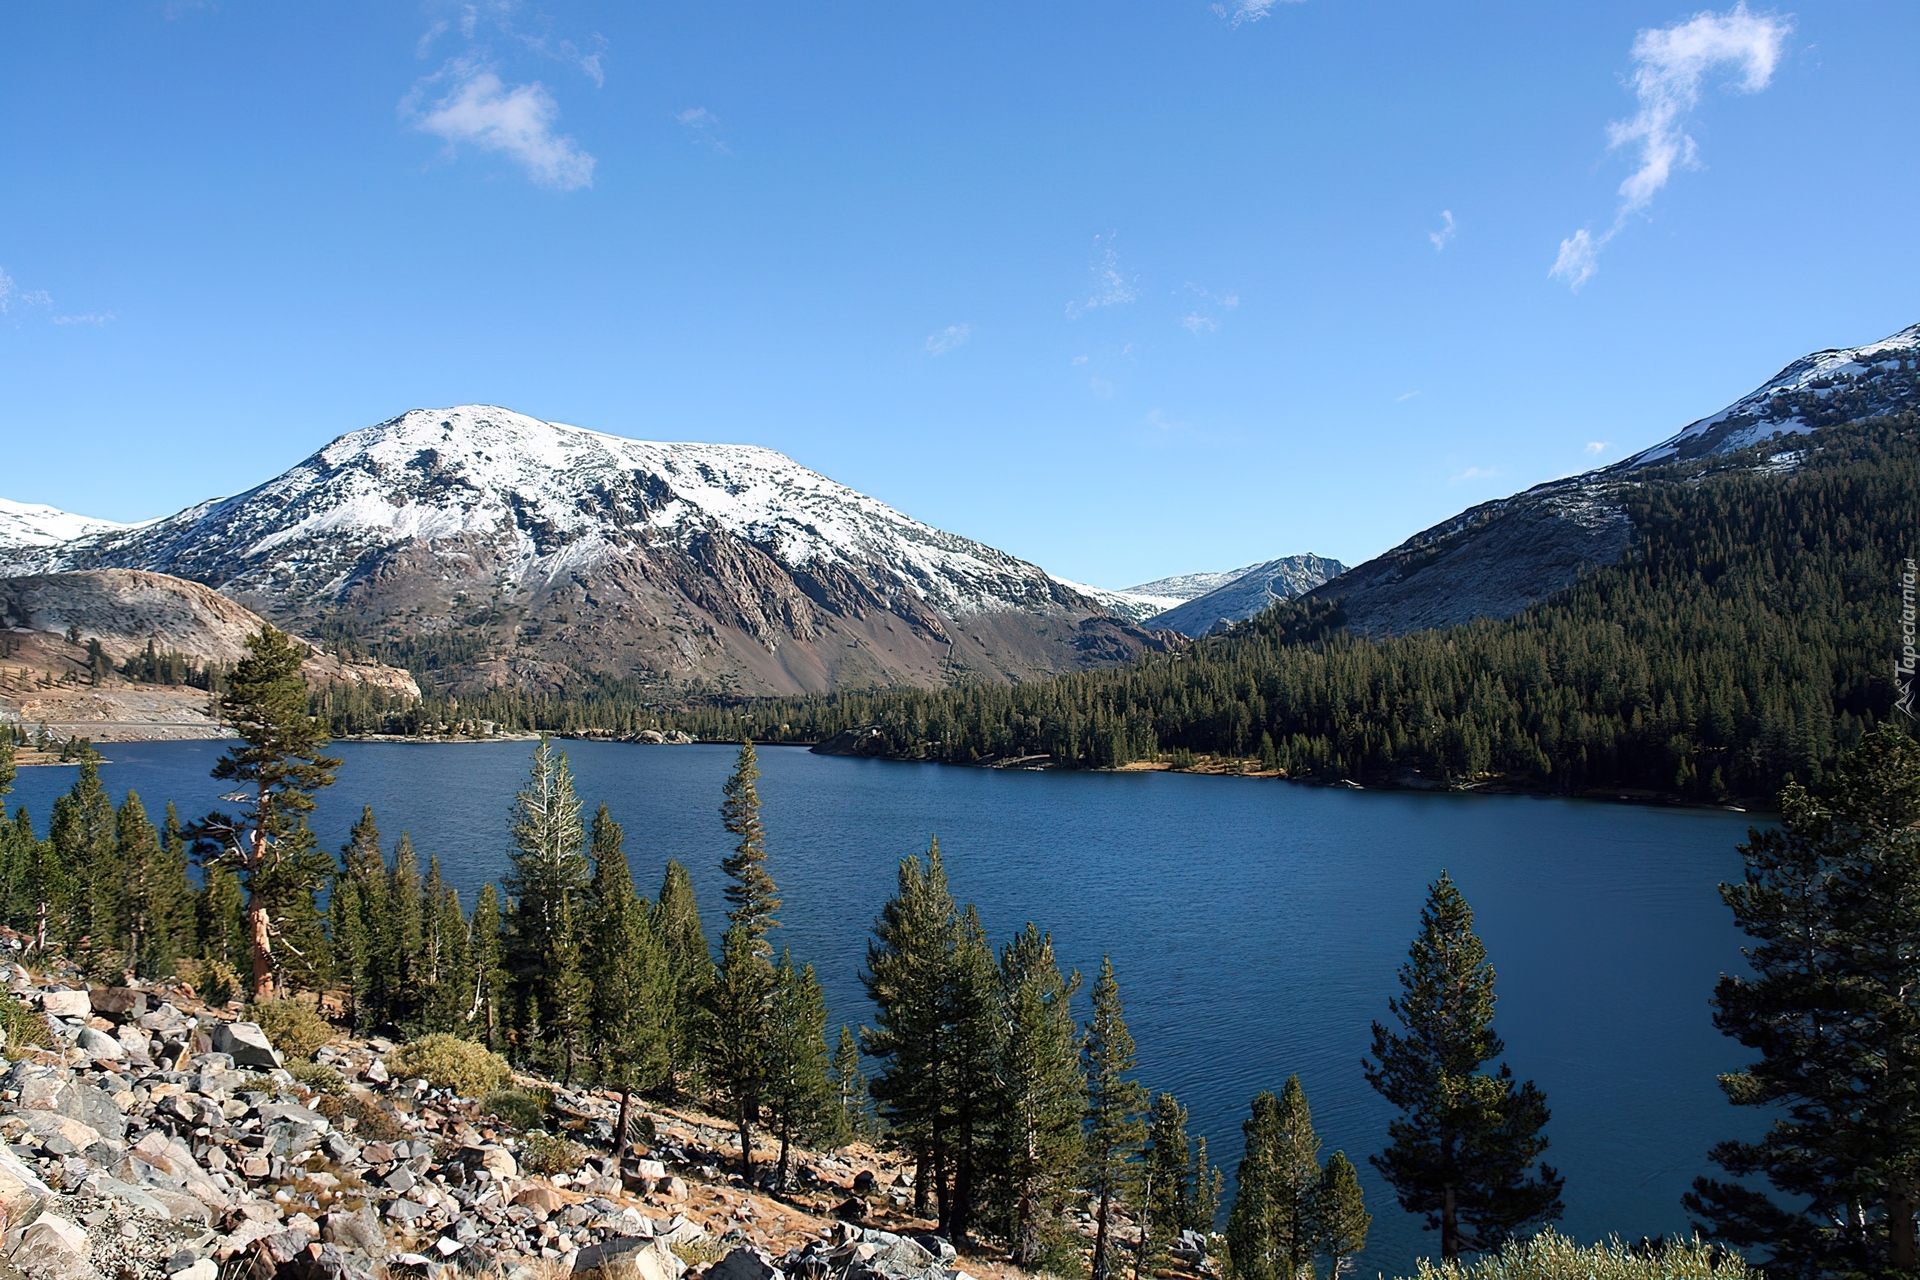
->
9, 407, 1174, 696
1125, 568, 1251, 603
1145, 555, 1347, 636
1050, 578, 1186, 624
1308, 321, 1920, 637
0, 498, 140, 555
1625, 323, 1920, 467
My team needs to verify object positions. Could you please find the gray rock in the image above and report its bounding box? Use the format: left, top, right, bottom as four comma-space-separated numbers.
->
210, 1023, 281, 1070
385, 1199, 429, 1224
75, 1028, 123, 1062
320, 1207, 385, 1255
88, 988, 147, 1021
38, 990, 90, 1020
12, 1213, 99, 1280
383, 1167, 417, 1194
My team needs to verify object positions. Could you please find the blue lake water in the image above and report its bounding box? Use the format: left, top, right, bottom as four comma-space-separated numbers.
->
6, 740, 1765, 1272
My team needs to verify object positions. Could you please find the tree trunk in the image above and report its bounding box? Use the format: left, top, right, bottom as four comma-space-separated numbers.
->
777, 1119, 792, 1191
613, 1086, 634, 1164
1888, 1180, 1918, 1274
247, 896, 275, 1002
736, 1104, 755, 1183
1092, 1187, 1113, 1280
913, 1149, 930, 1216
1441, 1183, 1458, 1260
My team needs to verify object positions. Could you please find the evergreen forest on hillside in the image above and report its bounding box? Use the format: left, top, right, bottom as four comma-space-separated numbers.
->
317, 414, 1920, 802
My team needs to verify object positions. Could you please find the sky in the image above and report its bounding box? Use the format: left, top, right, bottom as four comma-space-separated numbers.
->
2, 1, 1916, 590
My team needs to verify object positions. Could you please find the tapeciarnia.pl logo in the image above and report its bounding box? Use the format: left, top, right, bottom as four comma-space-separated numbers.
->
1900, 558, 1918, 719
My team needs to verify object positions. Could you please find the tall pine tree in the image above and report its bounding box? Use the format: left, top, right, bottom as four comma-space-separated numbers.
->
583, 804, 670, 1156
1084, 956, 1148, 1280
704, 743, 781, 1180
190, 626, 339, 999
653, 861, 712, 1097
1364, 872, 1562, 1259
995, 922, 1085, 1266
1686, 725, 1920, 1278
503, 738, 588, 1062
764, 950, 833, 1189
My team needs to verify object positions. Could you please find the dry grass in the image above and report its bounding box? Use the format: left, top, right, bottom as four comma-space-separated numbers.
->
1400, 1232, 1753, 1280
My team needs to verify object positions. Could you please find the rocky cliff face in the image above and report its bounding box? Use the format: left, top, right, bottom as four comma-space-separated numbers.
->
5, 408, 1170, 698
1306, 321, 1920, 638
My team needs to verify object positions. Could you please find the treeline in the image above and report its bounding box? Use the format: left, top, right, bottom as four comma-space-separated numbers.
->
314, 415, 1919, 801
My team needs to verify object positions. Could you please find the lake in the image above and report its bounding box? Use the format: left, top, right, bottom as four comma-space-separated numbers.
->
6, 740, 1764, 1273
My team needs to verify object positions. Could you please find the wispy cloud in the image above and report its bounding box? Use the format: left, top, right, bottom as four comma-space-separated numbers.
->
924, 324, 971, 356
406, 61, 595, 190
1429, 210, 1456, 251
1553, 3, 1791, 290
1144, 408, 1187, 432
0, 267, 51, 314
1089, 378, 1115, 400
1585, 441, 1612, 455
1211, 0, 1301, 27
674, 107, 730, 153
1178, 281, 1237, 335
1449, 466, 1504, 485
51, 313, 113, 326
1396, 390, 1421, 403
1067, 235, 1136, 319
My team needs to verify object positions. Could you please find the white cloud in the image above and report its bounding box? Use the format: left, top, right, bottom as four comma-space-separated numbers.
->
1180, 313, 1217, 336
1144, 408, 1187, 431
1448, 466, 1504, 485
1550, 228, 1601, 290
1585, 441, 1612, 455
51, 313, 113, 326
1071, 355, 1089, 366
1429, 210, 1456, 251
1067, 236, 1136, 318
1089, 377, 1115, 399
1211, 0, 1301, 27
0, 267, 51, 315
924, 324, 971, 356
675, 107, 731, 153
1553, 3, 1790, 289
1396, 390, 1421, 403
408, 62, 595, 190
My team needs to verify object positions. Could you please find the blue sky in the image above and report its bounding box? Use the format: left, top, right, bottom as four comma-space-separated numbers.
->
2, 1, 1915, 588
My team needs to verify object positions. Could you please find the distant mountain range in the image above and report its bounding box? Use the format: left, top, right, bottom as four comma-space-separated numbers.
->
0, 407, 1180, 698
5, 322, 1912, 703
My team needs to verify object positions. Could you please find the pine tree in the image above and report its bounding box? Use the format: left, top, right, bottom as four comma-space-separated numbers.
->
189, 626, 340, 999
1364, 872, 1562, 1259
1084, 956, 1148, 1280
545, 889, 593, 1084
705, 919, 774, 1180
995, 922, 1085, 1266
583, 804, 670, 1155
1686, 725, 1920, 1278
945, 905, 1004, 1246
389, 833, 426, 1025
200, 863, 248, 987
1227, 1091, 1284, 1280
1145, 1093, 1196, 1259
114, 791, 192, 980
720, 741, 779, 946
422, 870, 469, 1035
331, 807, 391, 1030
469, 883, 506, 1048
654, 860, 713, 1097
48, 756, 113, 956
1317, 1152, 1370, 1279
828, 1025, 873, 1145
1271, 1076, 1327, 1280
863, 840, 959, 1219
764, 951, 833, 1189
1193, 1136, 1223, 1233
504, 737, 588, 1059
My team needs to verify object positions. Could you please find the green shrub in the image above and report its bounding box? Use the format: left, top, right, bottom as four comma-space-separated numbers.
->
520, 1132, 589, 1176
246, 999, 334, 1062
287, 1061, 347, 1095
387, 1033, 511, 1097
1400, 1232, 1752, 1280
0, 999, 52, 1050
482, 1087, 551, 1131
